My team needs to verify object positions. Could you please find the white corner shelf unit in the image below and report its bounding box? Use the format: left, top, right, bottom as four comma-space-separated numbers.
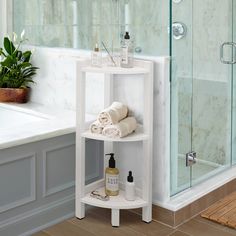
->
75, 59, 154, 227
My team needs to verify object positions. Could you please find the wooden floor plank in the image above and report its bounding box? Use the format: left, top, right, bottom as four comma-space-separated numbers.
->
43, 221, 95, 236
201, 191, 236, 218
69, 213, 144, 236
69, 208, 174, 236
220, 206, 236, 225
201, 191, 236, 230
169, 231, 191, 236
32, 232, 50, 236
178, 219, 236, 236
209, 199, 236, 221
194, 214, 236, 235
34, 200, 236, 236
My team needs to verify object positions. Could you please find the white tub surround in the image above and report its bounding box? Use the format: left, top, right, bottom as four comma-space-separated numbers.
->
0, 102, 75, 149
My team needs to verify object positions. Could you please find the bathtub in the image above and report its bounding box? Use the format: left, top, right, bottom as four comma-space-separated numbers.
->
0, 102, 75, 149
0, 102, 76, 235
0, 106, 47, 127
0, 102, 104, 236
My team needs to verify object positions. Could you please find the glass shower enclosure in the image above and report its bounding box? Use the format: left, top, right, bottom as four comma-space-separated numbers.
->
170, 0, 236, 195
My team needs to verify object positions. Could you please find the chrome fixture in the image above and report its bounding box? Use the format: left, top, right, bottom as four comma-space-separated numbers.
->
173, 0, 183, 3
186, 151, 197, 167
135, 46, 142, 53
220, 42, 236, 64
172, 22, 187, 40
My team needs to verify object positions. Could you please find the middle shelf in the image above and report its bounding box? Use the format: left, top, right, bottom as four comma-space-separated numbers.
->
81, 124, 148, 142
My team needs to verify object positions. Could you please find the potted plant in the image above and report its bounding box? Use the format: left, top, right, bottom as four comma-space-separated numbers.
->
0, 32, 38, 103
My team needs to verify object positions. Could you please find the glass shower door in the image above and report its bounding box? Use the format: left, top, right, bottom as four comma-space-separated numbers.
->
191, 0, 233, 185
170, 0, 193, 195
170, 0, 233, 196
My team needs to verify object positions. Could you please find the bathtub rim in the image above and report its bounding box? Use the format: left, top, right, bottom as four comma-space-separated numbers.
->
0, 102, 75, 150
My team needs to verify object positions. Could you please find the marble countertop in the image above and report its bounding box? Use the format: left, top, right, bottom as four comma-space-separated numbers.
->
0, 102, 76, 150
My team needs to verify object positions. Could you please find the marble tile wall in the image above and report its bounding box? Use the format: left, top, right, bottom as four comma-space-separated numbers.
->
13, 0, 169, 56
192, 79, 231, 165
29, 48, 106, 112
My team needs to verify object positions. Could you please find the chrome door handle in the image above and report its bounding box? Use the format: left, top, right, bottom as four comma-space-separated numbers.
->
220, 42, 236, 64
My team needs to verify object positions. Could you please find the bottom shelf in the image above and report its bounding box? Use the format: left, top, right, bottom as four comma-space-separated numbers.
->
81, 187, 148, 210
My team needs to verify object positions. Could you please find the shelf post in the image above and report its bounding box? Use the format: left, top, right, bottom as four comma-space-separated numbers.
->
141, 62, 154, 223
111, 209, 120, 227
75, 60, 88, 219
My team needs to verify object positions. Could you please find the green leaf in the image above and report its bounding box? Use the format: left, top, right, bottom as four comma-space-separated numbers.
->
22, 51, 32, 62
3, 37, 16, 55
1, 56, 16, 67
0, 48, 6, 57
18, 62, 32, 69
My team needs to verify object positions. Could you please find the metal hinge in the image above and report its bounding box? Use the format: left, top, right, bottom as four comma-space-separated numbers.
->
186, 151, 196, 167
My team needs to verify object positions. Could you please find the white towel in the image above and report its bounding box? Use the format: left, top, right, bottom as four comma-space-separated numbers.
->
102, 117, 137, 138
98, 102, 128, 126
89, 121, 104, 134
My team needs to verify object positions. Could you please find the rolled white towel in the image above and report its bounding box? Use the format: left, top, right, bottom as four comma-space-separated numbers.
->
98, 102, 128, 126
90, 121, 104, 134
102, 117, 137, 138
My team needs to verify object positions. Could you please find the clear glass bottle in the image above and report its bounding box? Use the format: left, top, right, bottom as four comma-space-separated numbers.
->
120, 32, 134, 68
91, 43, 102, 67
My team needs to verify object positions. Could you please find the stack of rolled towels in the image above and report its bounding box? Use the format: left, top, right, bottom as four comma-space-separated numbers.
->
89, 102, 137, 138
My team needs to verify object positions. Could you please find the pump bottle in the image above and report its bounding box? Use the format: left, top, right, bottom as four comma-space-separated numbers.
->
125, 171, 135, 201
120, 32, 134, 68
105, 153, 119, 196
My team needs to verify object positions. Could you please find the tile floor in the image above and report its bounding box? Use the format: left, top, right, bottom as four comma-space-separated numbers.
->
33, 207, 236, 236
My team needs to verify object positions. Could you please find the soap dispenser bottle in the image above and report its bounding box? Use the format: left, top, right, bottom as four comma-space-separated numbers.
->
120, 32, 134, 68
105, 153, 119, 196
125, 171, 135, 201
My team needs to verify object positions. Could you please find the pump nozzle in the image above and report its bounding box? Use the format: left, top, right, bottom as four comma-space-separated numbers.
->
105, 153, 116, 168
124, 32, 130, 39
127, 171, 133, 182
105, 153, 114, 158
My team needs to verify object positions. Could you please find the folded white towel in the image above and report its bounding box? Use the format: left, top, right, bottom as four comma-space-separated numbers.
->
98, 102, 128, 126
89, 121, 104, 134
102, 117, 137, 138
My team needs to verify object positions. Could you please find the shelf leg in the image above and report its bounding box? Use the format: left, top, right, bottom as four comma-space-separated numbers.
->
111, 209, 120, 227
142, 206, 152, 223
76, 202, 85, 219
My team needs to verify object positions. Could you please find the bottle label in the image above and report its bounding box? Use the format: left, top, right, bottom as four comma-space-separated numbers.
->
121, 46, 128, 64
106, 174, 119, 192
91, 52, 101, 67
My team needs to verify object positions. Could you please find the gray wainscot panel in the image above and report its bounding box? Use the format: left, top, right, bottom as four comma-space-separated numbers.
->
0, 133, 103, 236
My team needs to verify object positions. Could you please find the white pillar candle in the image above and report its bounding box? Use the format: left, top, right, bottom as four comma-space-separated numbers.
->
125, 3, 130, 32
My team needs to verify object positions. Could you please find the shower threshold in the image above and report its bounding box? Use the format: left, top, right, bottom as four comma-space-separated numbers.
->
157, 165, 236, 212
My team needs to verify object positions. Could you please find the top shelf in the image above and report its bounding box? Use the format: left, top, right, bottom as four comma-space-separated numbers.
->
81, 66, 149, 75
